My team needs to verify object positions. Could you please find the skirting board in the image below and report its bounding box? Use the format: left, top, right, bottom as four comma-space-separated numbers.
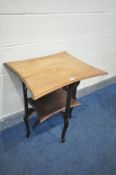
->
0, 76, 116, 131
77, 76, 116, 98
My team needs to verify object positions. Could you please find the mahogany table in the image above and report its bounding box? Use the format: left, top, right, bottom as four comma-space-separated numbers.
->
4, 51, 107, 142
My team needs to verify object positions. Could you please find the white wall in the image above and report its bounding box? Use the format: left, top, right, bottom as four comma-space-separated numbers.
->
0, 0, 116, 119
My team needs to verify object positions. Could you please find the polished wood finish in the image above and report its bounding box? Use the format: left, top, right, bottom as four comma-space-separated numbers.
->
4, 52, 107, 142
28, 88, 80, 122
4, 51, 107, 100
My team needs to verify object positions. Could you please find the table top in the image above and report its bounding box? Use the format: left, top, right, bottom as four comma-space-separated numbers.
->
4, 51, 107, 100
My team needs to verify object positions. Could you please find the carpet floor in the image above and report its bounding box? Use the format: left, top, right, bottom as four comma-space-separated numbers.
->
0, 83, 116, 175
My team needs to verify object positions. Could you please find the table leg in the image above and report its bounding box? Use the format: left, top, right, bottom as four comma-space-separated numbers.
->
23, 83, 30, 137
61, 81, 80, 142
69, 81, 80, 118
33, 112, 40, 128
61, 85, 72, 143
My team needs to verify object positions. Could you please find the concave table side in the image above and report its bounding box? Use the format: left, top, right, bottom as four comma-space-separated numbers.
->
4, 51, 107, 142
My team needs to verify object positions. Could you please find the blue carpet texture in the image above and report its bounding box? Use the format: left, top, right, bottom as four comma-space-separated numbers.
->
0, 83, 116, 175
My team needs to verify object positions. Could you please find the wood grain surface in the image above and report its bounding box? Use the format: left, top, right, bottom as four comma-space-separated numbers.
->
4, 51, 107, 100
28, 88, 80, 122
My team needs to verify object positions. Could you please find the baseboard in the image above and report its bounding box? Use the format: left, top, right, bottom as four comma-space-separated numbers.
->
0, 76, 116, 131
77, 76, 116, 98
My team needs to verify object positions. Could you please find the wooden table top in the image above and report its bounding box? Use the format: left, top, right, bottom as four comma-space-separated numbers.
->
4, 51, 107, 100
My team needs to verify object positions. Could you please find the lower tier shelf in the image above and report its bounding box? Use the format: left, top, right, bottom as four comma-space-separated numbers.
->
28, 88, 80, 122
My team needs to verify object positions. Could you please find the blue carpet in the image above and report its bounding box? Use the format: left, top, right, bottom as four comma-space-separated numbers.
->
0, 83, 116, 175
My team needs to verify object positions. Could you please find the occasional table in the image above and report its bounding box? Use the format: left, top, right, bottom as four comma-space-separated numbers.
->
4, 51, 107, 142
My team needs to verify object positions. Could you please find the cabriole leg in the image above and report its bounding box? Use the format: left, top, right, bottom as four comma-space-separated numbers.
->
61, 85, 72, 143
69, 81, 80, 118
22, 83, 30, 137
